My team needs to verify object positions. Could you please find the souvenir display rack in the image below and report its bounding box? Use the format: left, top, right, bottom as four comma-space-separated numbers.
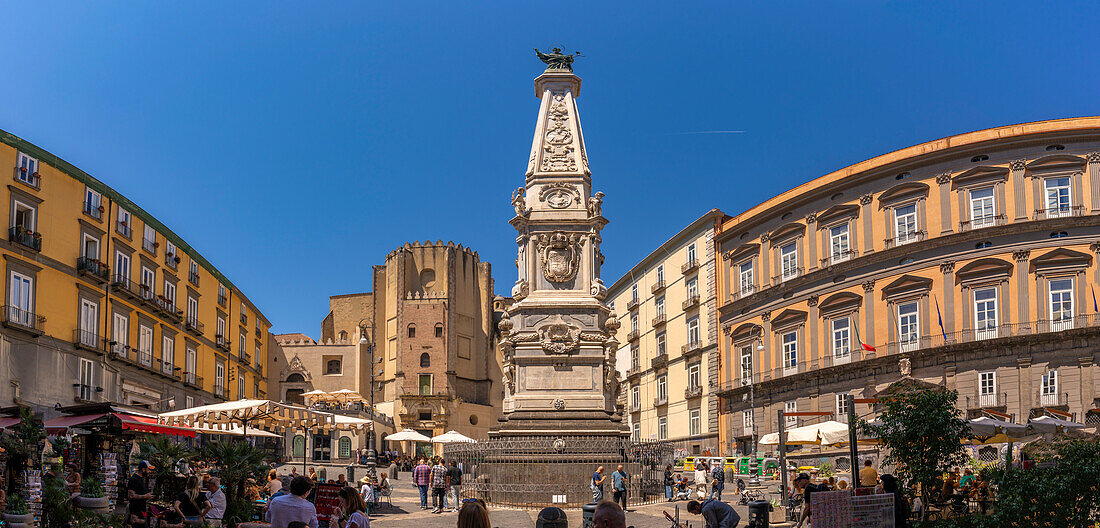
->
99, 452, 120, 513
23, 469, 43, 523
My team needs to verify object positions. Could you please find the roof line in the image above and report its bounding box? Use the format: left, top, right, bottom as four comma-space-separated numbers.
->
606, 208, 726, 295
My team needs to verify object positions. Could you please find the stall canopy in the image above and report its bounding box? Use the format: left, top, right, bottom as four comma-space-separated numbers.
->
328, 389, 364, 404
159, 399, 336, 435
0, 417, 23, 430
760, 421, 856, 446
431, 430, 476, 444
193, 424, 281, 438
115, 413, 195, 437
387, 429, 432, 442
44, 413, 108, 435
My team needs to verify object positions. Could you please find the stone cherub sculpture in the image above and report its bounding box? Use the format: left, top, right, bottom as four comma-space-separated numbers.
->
512, 187, 528, 217
535, 47, 583, 71
587, 191, 604, 217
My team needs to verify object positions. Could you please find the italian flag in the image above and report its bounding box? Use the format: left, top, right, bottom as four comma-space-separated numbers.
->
854, 322, 876, 352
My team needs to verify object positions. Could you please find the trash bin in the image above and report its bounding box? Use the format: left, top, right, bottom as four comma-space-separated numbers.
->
346, 465, 356, 482
747, 500, 769, 528
581, 503, 597, 528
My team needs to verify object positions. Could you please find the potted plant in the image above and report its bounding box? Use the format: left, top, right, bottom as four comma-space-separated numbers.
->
4, 493, 33, 526
77, 477, 110, 513
97, 205, 105, 213
175, 256, 181, 263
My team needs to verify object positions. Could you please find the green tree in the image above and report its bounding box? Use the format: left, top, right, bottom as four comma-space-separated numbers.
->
137, 436, 194, 500
0, 407, 45, 495
990, 439, 1100, 528
859, 386, 970, 519
199, 440, 268, 523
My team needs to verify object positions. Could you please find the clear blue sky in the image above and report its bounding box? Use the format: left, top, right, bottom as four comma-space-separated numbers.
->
4, 2, 1099, 335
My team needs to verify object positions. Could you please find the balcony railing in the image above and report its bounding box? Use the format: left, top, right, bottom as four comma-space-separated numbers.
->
626, 365, 642, 379
821, 249, 859, 267
73, 329, 107, 354
959, 214, 1006, 232
1034, 205, 1085, 220
240, 313, 248, 325
773, 268, 803, 284
883, 230, 926, 249
215, 335, 231, 352
2, 305, 45, 335
185, 316, 205, 336
14, 166, 40, 188
730, 285, 756, 302
214, 384, 227, 399
9, 226, 42, 251
241, 351, 252, 365
116, 220, 131, 238
142, 237, 158, 255
152, 295, 182, 321
685, 385, 703, 399
651, 280, 666, 294
165, 252, 181, 268
218, 293, 227, 307
627, 330, 640, 342
76, 256, 110, 282
1037, 391, 1068, 408
651, 314, 667, 327
189, 271, 200, 285
681, 258, 700, 274
630, 401, 641, 413
651, 353, 668, 369
183, 371, 203, 389
681, 341, 703, 355
626, 298, 640, 311
73, 383, 99, 403
83, 201, 103, 221
653, 396, 669, 407
682, 294, 701, 310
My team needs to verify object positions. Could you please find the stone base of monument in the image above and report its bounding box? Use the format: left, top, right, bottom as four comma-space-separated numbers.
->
445, 411, 671, 508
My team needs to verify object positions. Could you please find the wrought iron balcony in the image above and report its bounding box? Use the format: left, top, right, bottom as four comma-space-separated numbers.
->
682, 294, 700, 310
626, 298, 640, 311
1034, 205, 1085, 220
685, 385, 703, 399
73, 329, 107, 354
112, 274, 141, 299
883, 230, 926, 249
218, 293, 227, 307
116, 220, 132, 238
142, 236, 158, 255
8, 226, 41, 251
651, 314, 667, 327
681, 341, 703, 356
959, 214, 1006, 232
240, 312, 248, 325
651, 280, 666, 294
83, 201, 103, 221
681, 258, 699, 274
165, 251, 181, 268
821, 249, 859, 267
73, 383, 100, 403
14, 166, 40, 188
627, 330, 640, 342
626, 365, 642, 380
189, 270, 200, 285
214, 384, 227, 399
77, 256, 109, 282
241, 351, 252, 365
651, 353, 668, 369
185, 316, 204, 336
183, 371, 203, 389
215, 335, 231, 352
2, 305, 45, 335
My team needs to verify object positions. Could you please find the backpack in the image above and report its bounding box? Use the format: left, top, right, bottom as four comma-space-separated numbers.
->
712, 465, 725, 482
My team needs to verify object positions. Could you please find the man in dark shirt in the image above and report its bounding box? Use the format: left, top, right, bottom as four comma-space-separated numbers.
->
793, 473, 829, 528
687, 498, 741, 528
127, 461, 155, 519
447, 460, 463, 512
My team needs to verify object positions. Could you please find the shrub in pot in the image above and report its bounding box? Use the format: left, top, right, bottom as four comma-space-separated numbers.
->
4, 493, 33, 526
78, 477, 111, 513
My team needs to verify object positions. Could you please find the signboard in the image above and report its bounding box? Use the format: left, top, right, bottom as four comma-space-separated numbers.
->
313, 482, 343, 526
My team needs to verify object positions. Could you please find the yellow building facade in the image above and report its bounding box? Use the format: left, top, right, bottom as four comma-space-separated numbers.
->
0, 130, 271, 416
716, 117, 1100, 461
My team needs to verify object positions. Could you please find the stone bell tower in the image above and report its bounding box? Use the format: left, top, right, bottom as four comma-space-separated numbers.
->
492, 49, 625, 437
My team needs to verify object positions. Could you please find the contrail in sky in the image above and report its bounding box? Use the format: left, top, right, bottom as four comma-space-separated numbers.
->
666, 130, 746, 135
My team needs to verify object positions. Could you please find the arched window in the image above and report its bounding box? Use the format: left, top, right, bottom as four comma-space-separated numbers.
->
420, 352, 430, 368
435, 323, 444, 338
286, 373, 305, 383
339, 330, 348, 340
338, 436, 352, 458
292, 435, 305, 457
326, 359, 342, 375
408, 324, 416, 338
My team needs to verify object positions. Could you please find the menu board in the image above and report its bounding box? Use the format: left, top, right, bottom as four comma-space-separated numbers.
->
810, 489, 854, 528
313, 482, 343, 527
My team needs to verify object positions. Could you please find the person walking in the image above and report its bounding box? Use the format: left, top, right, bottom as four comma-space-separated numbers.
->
412, 458, 431, 509
858, 459, 878, 488
204, 477, 227, 526
710, 461, 725, 501
687, 498, 741, 528
266, 476, 319, 528
693, 461, 708, 499
591, 466, 607, 503
663, 464, 675, 501
611, 465, 629, 511
447, 460, 463, 512
430, 458, 449, 513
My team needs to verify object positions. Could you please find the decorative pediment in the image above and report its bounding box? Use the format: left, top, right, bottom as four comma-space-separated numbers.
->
869, 377, 944, 399
815, 204, 860, 228
1030, 248, 1092, 273
723, 243, 760, 263
877, 182, 929, 207
817, 291, 863, 315
881, 274, 934, 299
769, 222, 805, 245
280, 354, 313, 383
955, 258, 1014, 284
951, 166, 1009, 188
771, 308, 808, 330
729, 322, 761, 342
1026, 154, 1086, 172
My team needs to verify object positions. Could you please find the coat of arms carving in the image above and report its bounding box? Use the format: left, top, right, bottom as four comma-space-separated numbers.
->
538, 232, 580, 283
539, 323, 581, 355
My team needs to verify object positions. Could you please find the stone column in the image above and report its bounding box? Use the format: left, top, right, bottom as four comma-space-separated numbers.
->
937, 172, 953, 235
1011, 159, 1028, 221
760, 233, 771, 287
860, 194, 874, 254
805, 214, 817, 271
940, 261, 955, 336
862, 279, 876, 357
1089, 153, 1100, 213
808, 295, 820, 367
1013, 250, 1030, 330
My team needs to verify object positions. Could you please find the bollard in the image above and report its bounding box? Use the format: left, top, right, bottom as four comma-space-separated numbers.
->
346, 464, 355, 483
747, 500, 770, 528
580, 503, 597, 528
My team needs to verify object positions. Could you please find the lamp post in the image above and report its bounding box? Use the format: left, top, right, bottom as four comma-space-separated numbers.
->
748, 336, 764, 487
359, 319, 377, 480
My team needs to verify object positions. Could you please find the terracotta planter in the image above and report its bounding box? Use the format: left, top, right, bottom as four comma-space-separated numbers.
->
77, 495, 111, 513
3, 512, 33, 526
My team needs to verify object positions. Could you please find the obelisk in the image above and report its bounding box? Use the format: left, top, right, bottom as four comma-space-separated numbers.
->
492, 48, 626, 438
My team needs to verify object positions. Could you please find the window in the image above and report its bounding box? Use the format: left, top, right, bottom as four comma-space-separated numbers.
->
743, 409, 754, 431
140, 267, 155, 300
112, 313, 129, 354
631, 314, 639, 333
738, 261, 754, 295
239, 332, 246, 356
632, 422, 641, 441
657, 375, 668, 402
117, 208, 132, 237
656, 332, 666, 356
630, 386, 640, 411
435, 323, 443, 337
163, 280, 176, 306
419, 411, 432, 421
12, 199, 35, 231
84, 187, 102, 218
292, 435, 305, 457
836, 393, 850, 417
162, 335, 174, 374
165, 240, 177, 266
139, 325, 153, 366
780, 243, 799, 280
418, 374, 432, 395
240, 302, 247, 324
407, 324, 416, 338
894, 203, 919, 245
898, 302, 919, 351
338, 437, 352, 458
1050, 278, 1074, 330
631, 284, 638, 302
8, 271, 33, 326
185, 346, 197, 382
1050, 231, 1069, 238
689, 409, 701, 436
218, 284, 227, 305
1040, 369, 1058, 405
187, 297, 198, 324
215, 362, 226, 393
832, 317, 851, 362
78, 358, 95, 401
688, 363, 701, 389
217, 316, 226, 339
630, 345, 639, 370
238, 372, 246, 398
969, 187, 996, 227
658, 416, 668, 440
740, 346, 753, 385
15, 152, 38, 187
686, 277, 699, 301
82, 234, 100, 260
782, 331, 798, 373
829, 223, 851, 262
974, 288, 998, 339
326, 359, 341, 374
978, 371, 997, 406
655, 296, 665, 317
687, 243, 696, 263
784, 401, 798, 428
656, 265, 664, 284
687, 317, 700, 344
143, 224, 157, 253
189, 260, 199, 284
79, 300, 98, 346
420, 352, 430, 368
1044, 177, 1072, 216
185, 395, 194, 408
975, 241, 992, 249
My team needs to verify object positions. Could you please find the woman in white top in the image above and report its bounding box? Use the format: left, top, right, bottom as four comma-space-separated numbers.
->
336, 486, 369, 528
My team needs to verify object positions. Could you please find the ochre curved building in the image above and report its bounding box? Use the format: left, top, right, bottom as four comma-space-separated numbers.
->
716, 117, 1100, 458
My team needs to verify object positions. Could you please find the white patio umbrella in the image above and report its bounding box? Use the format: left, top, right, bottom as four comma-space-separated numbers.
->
300, 389, 331, 402
387, 429, 432, 442
431, 430, 476, 443
328, 389, 364, 404
758, 432, 780, 446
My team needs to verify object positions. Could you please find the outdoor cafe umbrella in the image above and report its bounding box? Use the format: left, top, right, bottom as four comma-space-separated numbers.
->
1028, 415, 1086, 434
760, 421, 855, 446
387, 429, 432, 442
968, 416, 1027, 445
192, 424, 282, 438
159, 399, 336, 436
328, 389, 364, 404
300, 389, 331, 402
431, 430, 476, 443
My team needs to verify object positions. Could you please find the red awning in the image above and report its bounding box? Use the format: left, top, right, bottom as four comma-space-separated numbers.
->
44, 413, 107, 434
0, 417, 20, 429
113, 413, 195, 438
